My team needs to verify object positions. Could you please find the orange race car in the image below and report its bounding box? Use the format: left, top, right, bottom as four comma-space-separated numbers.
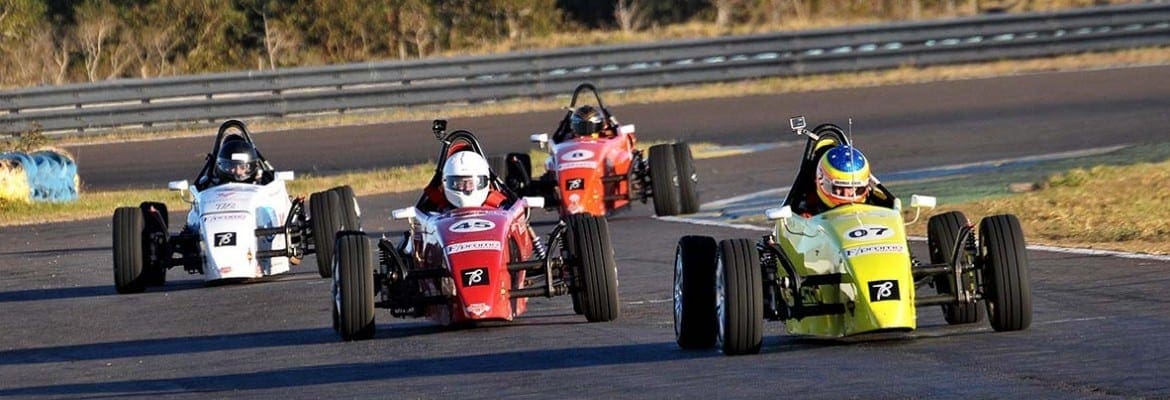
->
492, 83, 699, 217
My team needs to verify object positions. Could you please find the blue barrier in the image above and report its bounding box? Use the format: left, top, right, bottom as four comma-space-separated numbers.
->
0, 149, 79, 202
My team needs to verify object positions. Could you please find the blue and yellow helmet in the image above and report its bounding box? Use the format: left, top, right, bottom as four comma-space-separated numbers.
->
816, 145, 871, 208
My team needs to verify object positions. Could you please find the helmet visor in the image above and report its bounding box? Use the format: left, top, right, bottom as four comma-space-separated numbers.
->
217, 158, 257, 181
445, 175, 489, 195
571, 117, 602, 136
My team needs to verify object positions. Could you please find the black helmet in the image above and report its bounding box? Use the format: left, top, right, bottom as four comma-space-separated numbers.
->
215, 136, 260, 183
570, 105, 606, 137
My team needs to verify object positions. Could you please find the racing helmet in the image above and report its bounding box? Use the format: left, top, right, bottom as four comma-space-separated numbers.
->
442, 151, 491, 208
815, 145, 871, 208
215, 136, 260, 183
570, 105, 606, 137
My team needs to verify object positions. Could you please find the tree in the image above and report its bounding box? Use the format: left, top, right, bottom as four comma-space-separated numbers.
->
73, 1, 121, 82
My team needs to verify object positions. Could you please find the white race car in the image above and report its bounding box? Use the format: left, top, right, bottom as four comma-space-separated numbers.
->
112, 120, 361, 293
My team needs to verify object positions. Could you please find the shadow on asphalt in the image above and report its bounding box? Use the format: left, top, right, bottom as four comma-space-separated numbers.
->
0, 279, 207, 303
0, 245, 107, 256
0, 340, 721, 397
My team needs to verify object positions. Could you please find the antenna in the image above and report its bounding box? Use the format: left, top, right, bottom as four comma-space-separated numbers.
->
847, 117, 853, 146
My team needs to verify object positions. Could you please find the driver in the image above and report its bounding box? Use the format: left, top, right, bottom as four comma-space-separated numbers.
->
439, 151, 507, 210
213, 136, 261, 185
562, 105, 616, 141
803, 145, 874, 215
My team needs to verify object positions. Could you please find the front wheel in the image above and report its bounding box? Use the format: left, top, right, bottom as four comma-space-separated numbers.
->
672, 142, 699, 214
674, 235, 718, 349
565, 214, 619, 322
716, 239, 763, 355
927, 211, 981, 324
333, 231, 375, 341
648, 144, 681, 216
113, 207, 147, 294
980, 214, 1032, 332
311, 185, 362, 278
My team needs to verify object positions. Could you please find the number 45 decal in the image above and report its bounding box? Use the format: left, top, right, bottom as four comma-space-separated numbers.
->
846, 225, 893, 240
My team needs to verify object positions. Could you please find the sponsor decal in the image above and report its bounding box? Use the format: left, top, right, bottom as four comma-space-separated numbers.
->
466, 303, 491, 316
845, 225, 894, 241
220, 266, 233, 274
448, 219, 496, 233
868, 280, 900, 302
558, 161, 598, 171
214, 232, 237, 247
560, 149, 595, 162
214, 202, 238, 211
203, 214, 246, 222
446, 240, 502, 254
215, 191, 242, 199
843, 243, 905, 258
461, 267, 490, 287
566, 178, 585, 191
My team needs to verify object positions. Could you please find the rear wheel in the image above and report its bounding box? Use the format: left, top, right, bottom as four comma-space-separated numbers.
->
674, 235, 718, 349
716, 239, 763, 355
927, 211, 981, 324
333, 231, 375, 341
113, 207, 146, 294
672, 142, 699, 214
648, 144, 681, 216
980, 215, 1032, 332
311, 185, 362, 278
566, 214, 620, 322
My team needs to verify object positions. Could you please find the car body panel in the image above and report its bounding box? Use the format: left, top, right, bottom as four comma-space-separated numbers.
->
545, 130, 636, 216
410, 200, 536, 325
775, 203, 916, 337
186, 181, 293, 281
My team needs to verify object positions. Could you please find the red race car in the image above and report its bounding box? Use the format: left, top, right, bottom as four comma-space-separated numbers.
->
492, 83, 699, 217
329, 120, 620, 340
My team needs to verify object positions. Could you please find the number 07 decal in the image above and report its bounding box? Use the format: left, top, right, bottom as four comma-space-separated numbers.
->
845, 225, 893, 241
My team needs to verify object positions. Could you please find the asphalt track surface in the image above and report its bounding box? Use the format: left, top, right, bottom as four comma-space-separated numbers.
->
2, 65, 1170, 399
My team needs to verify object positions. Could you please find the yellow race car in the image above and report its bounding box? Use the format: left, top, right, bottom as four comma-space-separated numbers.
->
673, 116, 1032, 355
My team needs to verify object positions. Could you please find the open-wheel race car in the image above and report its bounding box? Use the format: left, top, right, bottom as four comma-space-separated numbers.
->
491, 82, 699, 217
673, 116, 1032, 355
112, 120, 361, 293
329, 120, 620, 340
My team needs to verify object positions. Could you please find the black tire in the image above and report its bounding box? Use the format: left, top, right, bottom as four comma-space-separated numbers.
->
139, 202, 169, 287
330, 185, 361, 232
311, 186, 361, 278
672, 142, 700, 215
333, 231, 375, 341
648, 144, 681, 216
113, 207, 147, 294
980, 214, 1032, 332
488, 155, 508, 188
491, 153, 533, 195
717, 239, 763, 355
674, 235, 718, 349
927, 211, 981, 325
565, 214, 620, 322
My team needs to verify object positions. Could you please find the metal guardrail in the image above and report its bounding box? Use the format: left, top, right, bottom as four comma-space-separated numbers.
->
1, 2, 1168, 136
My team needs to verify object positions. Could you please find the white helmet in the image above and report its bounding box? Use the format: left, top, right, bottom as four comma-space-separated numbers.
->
442, 151, 491, 208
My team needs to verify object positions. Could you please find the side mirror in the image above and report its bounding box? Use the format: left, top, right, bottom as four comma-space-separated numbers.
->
275, 171, 295, 181
765, 206, 793, 221
910, 195, 936, 209
391, 207, 417, 220
905, 195, 937, 226
523, 196, 545, 209
530, 133, 549, 149
618, 124, 635, 135
168, 180, 189, 192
